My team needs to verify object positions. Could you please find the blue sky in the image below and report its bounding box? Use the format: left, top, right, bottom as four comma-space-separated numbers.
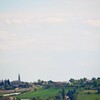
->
0, 0, 100, 82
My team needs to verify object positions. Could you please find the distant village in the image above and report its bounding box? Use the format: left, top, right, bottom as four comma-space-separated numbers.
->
0, 74, 32, 90
0, 75, 100, 100
0, 75, 100, 91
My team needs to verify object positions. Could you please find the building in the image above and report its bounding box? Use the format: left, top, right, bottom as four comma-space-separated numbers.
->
18, 74, 21, 83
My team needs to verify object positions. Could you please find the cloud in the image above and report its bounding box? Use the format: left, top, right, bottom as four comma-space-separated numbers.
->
0, 12, 66, 25
12, 19, 23, 24
4, 17, 64, 25
0, 30, 100, 52
0, 31, 38, 50
2, 12, 96, 25
0, 31, 15, 40
5, 18, 31, 24
5, 19, 11, 24
46, 17, 64, 23
84, 19, 100, 27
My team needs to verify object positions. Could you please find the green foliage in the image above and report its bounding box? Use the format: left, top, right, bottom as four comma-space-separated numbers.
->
17, 87, 72, 100
67, 89, 76, 100
97, 87, 100, 94
17, 87, 62, 99
76, 92, 100, 100
61, 88, 65, 100
1, 77, 100, 100
0, 94, 3, 98
16, 97, 21, 100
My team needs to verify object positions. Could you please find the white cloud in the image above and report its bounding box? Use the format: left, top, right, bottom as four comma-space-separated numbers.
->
46, 17, 64, 23
12, 19, 23, 24
36, 17, 65, 24
5, 19, 11, 24
0, 31, 38, 50
5, 18, 31, 24
4, 17, 64, 25
0, 30, 100, 52
15, 17, 64, 24
84, 19, 100, 27
2, 12, 97, 25
0, 31, 15, 40
0, 12, 67, 25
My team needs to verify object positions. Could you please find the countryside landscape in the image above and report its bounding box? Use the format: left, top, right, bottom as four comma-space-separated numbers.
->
0, 0, 100, 100
0, 76, 100, 100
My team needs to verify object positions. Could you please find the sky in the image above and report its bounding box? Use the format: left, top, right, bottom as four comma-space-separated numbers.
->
0, 0, 100, 82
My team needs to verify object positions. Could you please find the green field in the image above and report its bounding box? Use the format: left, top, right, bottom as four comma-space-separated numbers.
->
17, 87, 63, 99
16, 87, 100, 100
76, 91, 100, 100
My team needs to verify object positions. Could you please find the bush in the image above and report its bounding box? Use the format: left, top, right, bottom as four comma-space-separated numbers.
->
97, 87, 100, 94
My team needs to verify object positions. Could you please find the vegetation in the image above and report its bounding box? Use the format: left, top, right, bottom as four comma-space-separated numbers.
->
17, 87, 63, 99
0, 79, 32, 90
17, 87, 75, 99
0, 77, 100, 100
76, 90, 100, 100
16, 87, 100, 100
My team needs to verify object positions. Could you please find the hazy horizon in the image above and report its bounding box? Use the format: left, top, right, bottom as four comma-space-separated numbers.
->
0, 0, 100, 82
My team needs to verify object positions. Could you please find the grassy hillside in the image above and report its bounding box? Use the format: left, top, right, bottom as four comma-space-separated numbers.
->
17, 87, 100, 100
17, 87, 63, 99
76, 90, 100, 100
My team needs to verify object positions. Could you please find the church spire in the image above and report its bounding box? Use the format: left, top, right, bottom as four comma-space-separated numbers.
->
18, 74, 21, 82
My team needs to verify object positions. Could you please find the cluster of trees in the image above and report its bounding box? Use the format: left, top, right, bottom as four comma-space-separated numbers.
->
32, 77, 100, 100
67, 89, 76, 100
1, 77, 99, 100
0, 79, 32, 90
68, 77, 100, 91
34, 77, 100, 91
0, 79, 12, 90
32, 88, 67, 100
54, 88, 76, 100
32, 88, 76, 100
69, 77, 100, 88
0, 77, 100, 96
1, 77, 99, 90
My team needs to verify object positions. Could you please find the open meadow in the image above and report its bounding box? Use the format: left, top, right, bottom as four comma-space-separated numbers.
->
17, 87, 70, 100
76, 90, 100, 100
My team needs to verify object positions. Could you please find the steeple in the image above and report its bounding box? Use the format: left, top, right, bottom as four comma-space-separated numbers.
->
18, 74, 21, 82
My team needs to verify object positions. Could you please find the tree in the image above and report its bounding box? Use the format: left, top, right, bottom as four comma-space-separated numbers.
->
67, 89, 76, 100
37, 79, 42, 85
32, 97, 37, 100
97, 87, 100, 94
61, 88, 65, 100
55, 95, 61, 100
93, 80, 97, 87
69, 78, 75, 84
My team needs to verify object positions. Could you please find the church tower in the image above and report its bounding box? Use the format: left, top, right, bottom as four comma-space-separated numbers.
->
18, 74, 21, 83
